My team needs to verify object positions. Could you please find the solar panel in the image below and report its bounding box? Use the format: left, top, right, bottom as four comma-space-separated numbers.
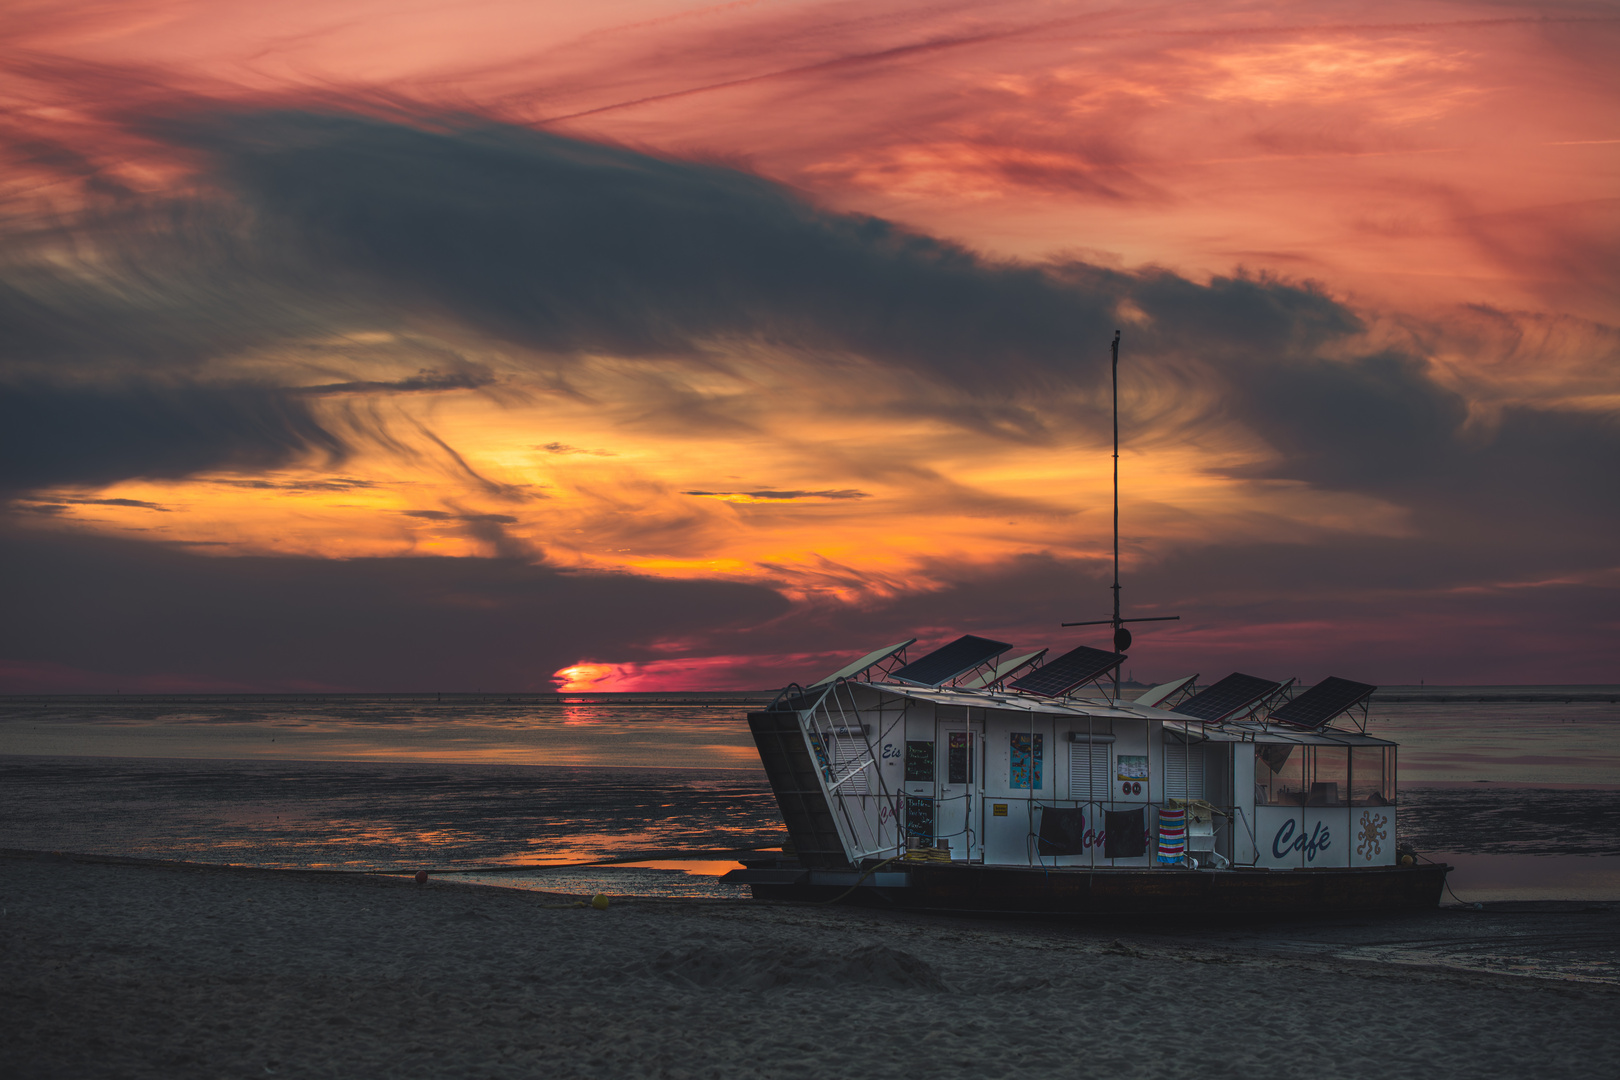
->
959, 649, 1047, 690
1008, 645, 1125, 698
1172, 672, 1281, 722
807, 639, 917, 688
1134, 674, 1198, 709
889, 634, 1011, 687
1268, 676, 1376, 730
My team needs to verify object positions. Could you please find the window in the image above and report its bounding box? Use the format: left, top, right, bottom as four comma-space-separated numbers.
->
1255, 743, 1303, 805
828, 735, 870, 793
1256, 743, 1393, 807
1164, 741, 1206, 799
1069, 741, 1111, 801
1307, 747, 1348, 806
1350, 746, 1394, 805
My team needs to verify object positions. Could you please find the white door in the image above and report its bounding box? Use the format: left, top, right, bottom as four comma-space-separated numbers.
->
936, 724, 980, 861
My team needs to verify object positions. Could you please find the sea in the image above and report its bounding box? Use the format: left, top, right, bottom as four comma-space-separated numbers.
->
2, 687, 1617, 903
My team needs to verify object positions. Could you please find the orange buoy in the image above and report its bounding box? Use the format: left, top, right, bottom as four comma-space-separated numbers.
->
414, 869, 429, 884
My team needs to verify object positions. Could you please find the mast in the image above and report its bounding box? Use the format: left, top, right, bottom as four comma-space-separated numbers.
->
1062, 330, 1180, 701
1111, 329, 1122, 701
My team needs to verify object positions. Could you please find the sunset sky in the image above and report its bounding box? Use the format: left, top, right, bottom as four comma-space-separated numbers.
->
3, 0, 1616, 691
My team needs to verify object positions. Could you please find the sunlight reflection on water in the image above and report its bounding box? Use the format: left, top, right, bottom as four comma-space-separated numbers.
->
0, 698, 761, 769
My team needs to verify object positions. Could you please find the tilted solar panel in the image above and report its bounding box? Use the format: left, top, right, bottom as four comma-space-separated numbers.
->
1172, 672, 1281, 722
889, 634, 1011, 687
959, 649, 1047, 690
1268, 676, 1376, 729
1008, 645, 1125, 698
1134, 674, 1198, 709
807, 639, 917, 688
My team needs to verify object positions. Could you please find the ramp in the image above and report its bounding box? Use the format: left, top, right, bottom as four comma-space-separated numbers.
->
747, 711, 851, 869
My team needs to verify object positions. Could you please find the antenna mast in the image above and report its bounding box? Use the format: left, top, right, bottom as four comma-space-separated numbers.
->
1111, 330, 1122, 701
1112, 331, 1121, 642
1061, 330, 1181, 701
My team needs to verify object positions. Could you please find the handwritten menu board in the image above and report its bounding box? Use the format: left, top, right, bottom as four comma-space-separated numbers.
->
905, 740, 935, 783
905, 795, 936, 839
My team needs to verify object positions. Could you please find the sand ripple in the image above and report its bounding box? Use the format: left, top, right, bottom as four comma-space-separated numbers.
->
647, 941, 946, 991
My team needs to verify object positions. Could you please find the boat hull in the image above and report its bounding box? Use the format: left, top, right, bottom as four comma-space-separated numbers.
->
738, 861, 1450, 916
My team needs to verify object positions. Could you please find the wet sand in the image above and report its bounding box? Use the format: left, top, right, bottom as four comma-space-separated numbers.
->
4, 851, 1619, 1079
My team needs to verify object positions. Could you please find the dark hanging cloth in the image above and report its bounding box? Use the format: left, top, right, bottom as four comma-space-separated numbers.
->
1104, 808, 1147, 859
1259, 744, 1295, 775
1037, 807, 1087, 856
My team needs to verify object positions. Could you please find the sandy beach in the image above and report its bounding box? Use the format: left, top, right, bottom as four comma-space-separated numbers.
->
4, 851, 1618, 1079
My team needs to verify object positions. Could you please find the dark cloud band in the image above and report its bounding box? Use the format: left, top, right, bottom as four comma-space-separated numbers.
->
0, 527, 789, 691
0, 381, 345, 494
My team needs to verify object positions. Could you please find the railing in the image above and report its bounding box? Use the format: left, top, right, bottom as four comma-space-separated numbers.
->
793, 678, 901, 863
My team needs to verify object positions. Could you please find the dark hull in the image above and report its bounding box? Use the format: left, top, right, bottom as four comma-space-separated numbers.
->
745, 861, 1450, 916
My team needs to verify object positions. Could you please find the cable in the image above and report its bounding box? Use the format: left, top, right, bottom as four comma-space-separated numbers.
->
1412, 849, 1479, 908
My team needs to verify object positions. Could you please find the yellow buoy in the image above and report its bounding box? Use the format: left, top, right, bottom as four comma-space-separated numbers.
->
590, 893, 610, 910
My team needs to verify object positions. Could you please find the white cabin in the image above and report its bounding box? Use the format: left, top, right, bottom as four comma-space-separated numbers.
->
758, 677, 1398, 873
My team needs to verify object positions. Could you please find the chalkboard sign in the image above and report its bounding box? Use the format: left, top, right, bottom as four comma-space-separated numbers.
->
905, 795, 936, 839
947, 732, 972, 784
905, 740, 935, 783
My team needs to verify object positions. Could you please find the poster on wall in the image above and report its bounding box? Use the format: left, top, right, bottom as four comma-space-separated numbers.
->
1116, 754, 1148, 782
1010, 732, 1044, 789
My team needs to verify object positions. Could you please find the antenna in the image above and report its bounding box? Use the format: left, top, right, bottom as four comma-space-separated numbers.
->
1112, 329, 1121, 645
1062, 330, 1180, 701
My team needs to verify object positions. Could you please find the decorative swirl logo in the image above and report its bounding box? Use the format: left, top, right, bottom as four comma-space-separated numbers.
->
1357, 811, 1388, 861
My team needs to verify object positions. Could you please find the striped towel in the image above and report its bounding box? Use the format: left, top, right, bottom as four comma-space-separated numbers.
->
1157, 806, 1187, 864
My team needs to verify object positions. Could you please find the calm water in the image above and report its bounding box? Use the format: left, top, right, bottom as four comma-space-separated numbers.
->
2, 688, 1617, 900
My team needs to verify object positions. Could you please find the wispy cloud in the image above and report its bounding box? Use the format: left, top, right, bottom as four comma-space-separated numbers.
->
299, 363, 497, 396
211, 477, 380, 492
539, 442, 616, 456
402, 509, 518, 524
683, 489, 869, 502
29, 496, 173, 512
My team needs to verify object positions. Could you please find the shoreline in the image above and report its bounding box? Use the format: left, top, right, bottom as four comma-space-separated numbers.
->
8, 845, 1617, 909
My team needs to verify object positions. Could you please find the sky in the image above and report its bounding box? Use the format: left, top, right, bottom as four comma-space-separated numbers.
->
2, 0, 1616, 692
